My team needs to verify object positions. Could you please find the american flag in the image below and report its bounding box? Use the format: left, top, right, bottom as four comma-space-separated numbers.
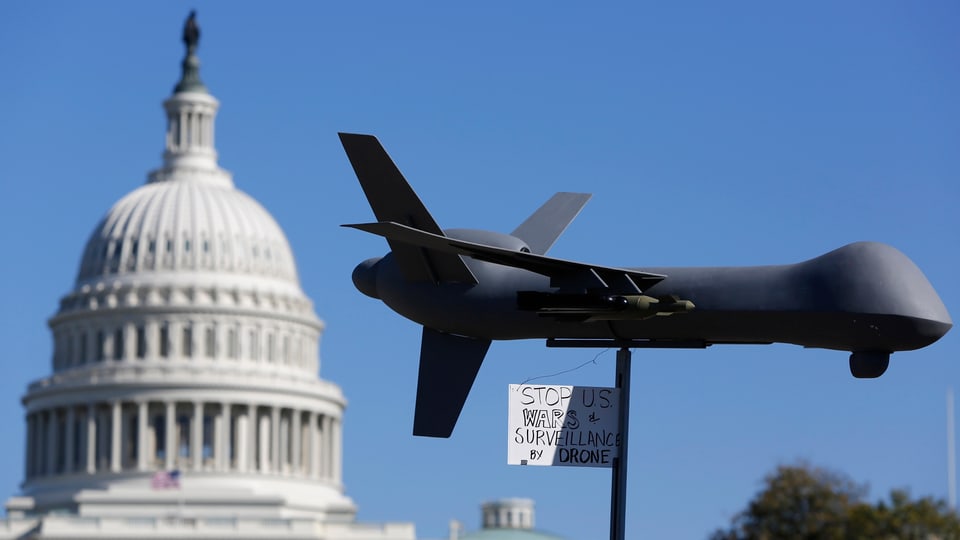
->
151, 469, 181, 489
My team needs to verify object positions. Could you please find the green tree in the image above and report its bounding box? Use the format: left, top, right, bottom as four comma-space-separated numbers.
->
711, 463, 960, 540
848, 489, 960, 539
711, 463, 864, 540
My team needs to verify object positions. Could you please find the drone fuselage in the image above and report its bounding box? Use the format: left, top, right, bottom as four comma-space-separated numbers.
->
356, 237, 950, 354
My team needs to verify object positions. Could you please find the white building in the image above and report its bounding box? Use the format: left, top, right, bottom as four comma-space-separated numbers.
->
447, 499, 563, 540
1, 14, 414, 540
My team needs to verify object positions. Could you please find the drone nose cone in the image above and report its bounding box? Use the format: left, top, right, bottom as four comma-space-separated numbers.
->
352, 257, 382, 299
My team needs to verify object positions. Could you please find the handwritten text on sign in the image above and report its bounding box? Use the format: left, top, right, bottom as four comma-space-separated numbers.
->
508, 384, 620, 468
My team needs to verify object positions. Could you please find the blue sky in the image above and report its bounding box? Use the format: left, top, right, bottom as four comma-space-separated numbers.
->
1, 2, 958, 539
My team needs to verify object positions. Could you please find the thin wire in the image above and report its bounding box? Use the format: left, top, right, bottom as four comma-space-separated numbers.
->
518, 348, 611, 385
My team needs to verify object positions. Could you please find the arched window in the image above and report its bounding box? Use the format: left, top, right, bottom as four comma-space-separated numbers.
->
168, 116, 179, 150
182, 325, 193, 358
52, 335, 61, 370
205, 326, 215, 358
249, 330, 260, 361
79, 332, 88, 364
114, 328, 124, 360
66, 333, 74, 367
227, 327, 238, 359
128, 238, 139, 270
160, 323, 170, 358
136, 325, 147, 359
96, 331, 105, 362
109, 239, 122, 273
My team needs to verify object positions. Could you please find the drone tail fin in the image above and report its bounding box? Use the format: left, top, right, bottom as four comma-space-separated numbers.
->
512, 192, 592, 255
413, 327, 491, 437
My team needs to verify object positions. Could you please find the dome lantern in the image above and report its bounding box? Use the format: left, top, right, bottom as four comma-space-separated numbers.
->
152, 11, 228, 184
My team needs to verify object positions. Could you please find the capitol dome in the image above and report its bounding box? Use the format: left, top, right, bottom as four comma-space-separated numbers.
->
4, 13, 414, 539
77, 176, 300, 287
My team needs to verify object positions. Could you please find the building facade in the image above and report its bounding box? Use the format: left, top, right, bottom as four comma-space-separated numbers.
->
448, 499, 563, 540
1, 14, 413, 540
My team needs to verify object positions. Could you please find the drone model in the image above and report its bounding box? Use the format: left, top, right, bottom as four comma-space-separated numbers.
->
340, 133, 952, 438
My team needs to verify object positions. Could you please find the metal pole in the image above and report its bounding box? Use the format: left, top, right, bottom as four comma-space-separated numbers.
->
610, 347, 631, 540
949, 387, 956, 511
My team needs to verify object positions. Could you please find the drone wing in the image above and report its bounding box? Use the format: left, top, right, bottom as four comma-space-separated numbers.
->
344, 221, 666, 293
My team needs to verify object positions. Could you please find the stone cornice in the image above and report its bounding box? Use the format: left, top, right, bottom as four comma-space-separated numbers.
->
23, 364, 346, 408
49, 302, 324, 332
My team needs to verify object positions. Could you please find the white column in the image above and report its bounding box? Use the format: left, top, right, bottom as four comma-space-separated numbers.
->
77, 410, 86, 474
37, 412, 46, 476
179, 111, 186, 148
137, 401, 148, 471
291, 410, 301, 476
191, 111, 199, 149
147, 407, 157, 468
35, 413, 44, 477
236, 407, 248, 472
27, 412, 44, 476
97, 408, 109, 470
258, 411, 270, 472
110, 401, 121, 472
220, 403, 232, 471
37, 413, 46, 476
332, 417, 342, 484
207, 114, 214, 148
64, 407, 75, 474
309, 411, 319, 480
321, 414, 332, 480
25, 414, 35, 478
28, 414, 37, 477
213, 407, 223, 470
165, 402, 176, 470
123, 323, 133, 360
169, 321, 181, 360
29, 412, 45, 476
121, 408, 133, 468
86, 404, 97, 473
271, 407, 280, 474
46, 410, 58, 476
279, 411, 289, 474
247, 404, 258, 472
192, 402, 204, 471
147, 321, 158, 358
37, 413, 47, 476
333, 418, 343, 484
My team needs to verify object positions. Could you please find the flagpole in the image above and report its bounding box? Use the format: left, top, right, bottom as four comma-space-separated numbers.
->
948, 387, 956, 511
178, 469, 185, 523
